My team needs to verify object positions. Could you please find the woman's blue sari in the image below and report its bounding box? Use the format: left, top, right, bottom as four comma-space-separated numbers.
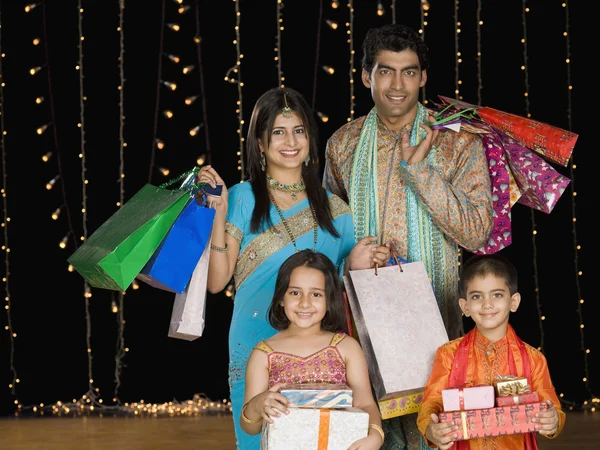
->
224, 182, 355, 449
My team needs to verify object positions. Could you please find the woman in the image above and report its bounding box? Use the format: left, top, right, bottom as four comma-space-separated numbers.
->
198, 87, 389, 449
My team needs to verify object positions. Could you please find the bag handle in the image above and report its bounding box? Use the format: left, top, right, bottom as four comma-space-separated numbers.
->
374, 242, 404, 276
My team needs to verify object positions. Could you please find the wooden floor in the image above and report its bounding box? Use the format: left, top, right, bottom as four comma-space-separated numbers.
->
0, 411, 596, 449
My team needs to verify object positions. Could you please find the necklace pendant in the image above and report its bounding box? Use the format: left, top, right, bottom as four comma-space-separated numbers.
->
291, 192, 297, 200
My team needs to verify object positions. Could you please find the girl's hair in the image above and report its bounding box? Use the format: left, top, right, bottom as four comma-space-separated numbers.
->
268, 250, 348, 333
458, 254, 518, 298
245, 87, 340, 238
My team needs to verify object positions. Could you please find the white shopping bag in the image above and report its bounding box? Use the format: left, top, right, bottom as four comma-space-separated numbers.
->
168, 238, 211, 341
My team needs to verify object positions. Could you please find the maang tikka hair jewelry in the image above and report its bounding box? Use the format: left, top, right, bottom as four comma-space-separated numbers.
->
281, 93, 292, 118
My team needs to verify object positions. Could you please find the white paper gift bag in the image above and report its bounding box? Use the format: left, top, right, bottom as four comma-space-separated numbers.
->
344, 261, 449, 401
168, 238, 211, 341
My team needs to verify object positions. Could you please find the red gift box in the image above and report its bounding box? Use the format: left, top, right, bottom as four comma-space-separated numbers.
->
438, 402, 547, 440
496, 392, 540, 407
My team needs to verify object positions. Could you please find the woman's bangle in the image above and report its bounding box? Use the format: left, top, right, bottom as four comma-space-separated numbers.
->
210, 242, 228, 253
241, 402, 262, 424
368, 423, 385, 443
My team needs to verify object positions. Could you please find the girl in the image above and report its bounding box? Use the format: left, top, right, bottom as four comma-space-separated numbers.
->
240, 250, 384, 450
197, 87, 390, 449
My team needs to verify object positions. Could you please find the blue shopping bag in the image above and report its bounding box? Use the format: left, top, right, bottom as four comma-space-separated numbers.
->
136, 197, 216, 294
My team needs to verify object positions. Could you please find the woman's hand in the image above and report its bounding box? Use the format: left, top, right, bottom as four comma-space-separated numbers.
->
348, 237, 391, 270
249, 382, 290, 424
196, 165, 228, 214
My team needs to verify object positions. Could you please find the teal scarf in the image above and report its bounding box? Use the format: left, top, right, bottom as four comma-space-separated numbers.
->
349, 104, 447, 310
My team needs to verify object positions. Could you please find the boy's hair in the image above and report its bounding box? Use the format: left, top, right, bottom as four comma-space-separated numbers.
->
268, 250, 348, 333
361, 23, 430, 75
458, 254, 518, 298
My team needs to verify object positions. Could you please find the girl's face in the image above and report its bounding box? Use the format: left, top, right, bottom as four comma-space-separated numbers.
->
281, 266, 327, 331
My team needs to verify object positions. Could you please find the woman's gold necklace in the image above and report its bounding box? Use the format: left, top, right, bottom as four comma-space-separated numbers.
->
266, 175, 306, 201
268, 188, 317, 252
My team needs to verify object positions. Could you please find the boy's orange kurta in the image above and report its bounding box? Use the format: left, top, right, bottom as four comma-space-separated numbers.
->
417, 326, 566, 449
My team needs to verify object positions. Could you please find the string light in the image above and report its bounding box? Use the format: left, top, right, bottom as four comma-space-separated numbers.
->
347, 0, 355, 122
225, 0, 245, 181
182, 65, 195, 74
59, 235, 69, 249
35, 96, 44, 104
196, 154, 206, 166
275, 0, 284, 88
29, 65, 43, 75
25, 3, 39, 13
0, 5, 19, 408
178, 5, 190, 14
156, 138, 165, 150
475, 0, 483, 105
225, 283, 235, 298
161, 80, 177, 91
46, 175, 59, 190
376, 2, 384, 16
326, 19, 338, 30
453, 1, 462, 101
184, 95, 198, 105
159, 167, 170, 177
42, 151, 52, 162
51, 207, 62, 220
166, 23, 180, 32
420, 0, 430, 103
331, 1, 339, 9
166, 53, 180, 63
189, 124, 203, 137
193, 0, 212, 165
148, 0, 167, 182
114, 0, 128, 402
317, 111, 329, 123
36, 123, 50, 134
322, 65, 334, 74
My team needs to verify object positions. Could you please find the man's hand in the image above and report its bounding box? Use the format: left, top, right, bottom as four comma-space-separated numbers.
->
401, 116, 439, 165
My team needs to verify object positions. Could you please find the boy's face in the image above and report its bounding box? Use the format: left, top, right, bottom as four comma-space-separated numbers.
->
459, 274, 520, 341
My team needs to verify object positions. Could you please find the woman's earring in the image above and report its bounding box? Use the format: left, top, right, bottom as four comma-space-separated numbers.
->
304, 155, 310, 167
260, 152, 266, 171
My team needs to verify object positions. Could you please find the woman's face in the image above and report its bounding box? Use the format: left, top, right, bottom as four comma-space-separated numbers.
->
259, 111, 309, 173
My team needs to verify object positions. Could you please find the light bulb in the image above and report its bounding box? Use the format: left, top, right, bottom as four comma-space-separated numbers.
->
46, 175, 59, 190
326, 20, 338, 30
182, 65, 195, 74
35, 96, 44, 104
32, 38, 41, 46
225, 283, 234, 297
51, 208, 61, 220
25, 3, 39, 13
185, 96, 198, 105
163, 110, 174, 119
331, 1, 339, 9
317, 112, 329, 123
322, 65, 335, 75
197, 154, 206, 166
166, 54, 180, 63
156, 139, 165, 150
194, 36, 202, 44
30, 66, 42, 75
111, 300, 118, 313
167, 23, 180, 32
132, 282, 139, 290
377, 2, 384, 15
59, 236, 68, 249
178, 5, 190, 14
159, 167, 170, 176
162, 81, 177, 91
42, 151, 52, 162
189, 124, 203, 136
37, 124, 49, 135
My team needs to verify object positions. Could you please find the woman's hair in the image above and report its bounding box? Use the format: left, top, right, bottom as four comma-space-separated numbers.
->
361, 23, 430, 75
245, 87, 339, 237
458, 254, 518, 298
268, 250, 348, 333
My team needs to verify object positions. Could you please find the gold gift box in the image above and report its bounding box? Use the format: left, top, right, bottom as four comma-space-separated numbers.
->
494, 375, 530, 397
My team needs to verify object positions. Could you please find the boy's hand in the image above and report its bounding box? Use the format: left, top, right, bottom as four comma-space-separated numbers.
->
425, 413, 459, 449
533, 400, 560, 436
253, 382, 290, 424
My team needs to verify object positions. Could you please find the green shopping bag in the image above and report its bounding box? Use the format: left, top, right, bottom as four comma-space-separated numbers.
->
67, 168, 200, 291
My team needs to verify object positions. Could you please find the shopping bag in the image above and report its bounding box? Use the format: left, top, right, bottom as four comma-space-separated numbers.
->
168, 237, 211, 341
67, 168, 200, 291
136, 198, 216, 293
344, 261, 448, 402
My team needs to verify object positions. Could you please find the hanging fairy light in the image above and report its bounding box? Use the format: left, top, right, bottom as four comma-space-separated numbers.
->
185, 95, 198, 105
59, 236, 68, 249
331, 1, 339, 9
42, 152, 52, 162
167, 23, 180, 32
51, 207, 62, 220
225, 283, 234, 298
317, 112, 329, 123
326, 20, 338, 30
156, 138, 165, 150
35, 96, 44, 104
182, 65, 195, 74
189, 124, 203, 137
29, 66, 44, 76
46, 175, 59, 190
33, 37, 41, 46
322, 65, 335, 74
159, 167, 170, 176
376, 2, 384, 16
37, 123, 50, 135
163, 110, 174, 119
166, 53, 180, 63
197, 154, 206, 166
161, 80, 177, 91
25, 3, 39, 13
178, 5, 191, 14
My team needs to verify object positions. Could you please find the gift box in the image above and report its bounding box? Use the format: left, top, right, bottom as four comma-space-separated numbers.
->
261, 407, 368, 450
438, 96, 577, 167
280, 384, 353, 409
503, 139, 570, 214
494, 376, 531, 397
344, 263, 449, 402
496, 392, 540, 407
441, 385, 495, 412
439, 402, 547, 440
378, 391, 424, 419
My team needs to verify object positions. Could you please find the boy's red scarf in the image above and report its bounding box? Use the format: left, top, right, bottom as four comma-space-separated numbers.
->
447, 325, 538, 450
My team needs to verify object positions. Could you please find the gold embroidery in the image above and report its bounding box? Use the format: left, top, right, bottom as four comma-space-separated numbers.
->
235, 195, 350, 289
225, 222, 243, 244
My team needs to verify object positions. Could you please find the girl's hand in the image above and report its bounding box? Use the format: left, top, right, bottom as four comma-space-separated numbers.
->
533, 400, 560, 436
348, 237, 390, 270
347, 433, 382, 450
252, 382, 290, 424
196, 165, 228, 214
425, 413, 459, 449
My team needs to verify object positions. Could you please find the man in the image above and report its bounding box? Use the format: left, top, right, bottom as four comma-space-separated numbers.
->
323, 24, 493, 449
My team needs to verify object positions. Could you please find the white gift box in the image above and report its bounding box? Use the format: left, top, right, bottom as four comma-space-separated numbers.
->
260, 407, 368, 450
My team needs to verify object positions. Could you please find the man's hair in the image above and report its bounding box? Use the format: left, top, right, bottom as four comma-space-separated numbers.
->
267, 250, 348, 333
458, 254, 518, 298
361, 24, 430, 74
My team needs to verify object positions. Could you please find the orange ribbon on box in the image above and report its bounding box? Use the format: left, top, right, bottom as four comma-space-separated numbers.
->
317, 409, 331, 450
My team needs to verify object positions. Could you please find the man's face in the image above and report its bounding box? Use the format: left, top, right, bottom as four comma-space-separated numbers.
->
361, 49, 427, 129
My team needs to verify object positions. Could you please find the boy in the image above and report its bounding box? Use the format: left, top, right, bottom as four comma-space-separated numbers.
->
417, 254, 565, 449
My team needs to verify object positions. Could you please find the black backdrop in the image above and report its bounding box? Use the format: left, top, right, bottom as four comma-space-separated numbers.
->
0, 0, 596, 416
